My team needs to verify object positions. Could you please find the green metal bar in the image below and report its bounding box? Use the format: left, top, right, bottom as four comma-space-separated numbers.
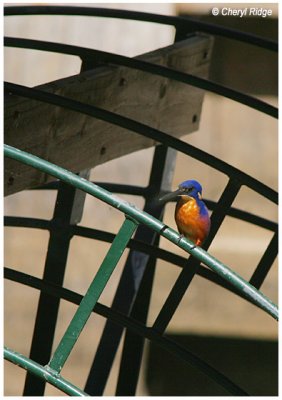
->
24, 179, 89, 396
48, 217, 137, 372
4, 346, 88, 396
4, 144, 278, 320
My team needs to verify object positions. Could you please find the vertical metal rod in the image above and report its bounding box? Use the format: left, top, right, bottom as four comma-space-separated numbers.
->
115, 254, 157, 395
48, 217, 137, 373
115, 145, 176, 395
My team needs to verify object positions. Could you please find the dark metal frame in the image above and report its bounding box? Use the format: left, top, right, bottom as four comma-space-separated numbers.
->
4, 6, 278, 397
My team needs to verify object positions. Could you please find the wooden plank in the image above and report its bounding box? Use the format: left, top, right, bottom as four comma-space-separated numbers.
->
4, 34, 213, 195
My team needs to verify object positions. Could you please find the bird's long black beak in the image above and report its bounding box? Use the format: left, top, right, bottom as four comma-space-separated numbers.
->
159, 188, 184, 204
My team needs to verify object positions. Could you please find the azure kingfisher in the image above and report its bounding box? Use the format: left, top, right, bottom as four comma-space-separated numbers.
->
160, 180, 211, 247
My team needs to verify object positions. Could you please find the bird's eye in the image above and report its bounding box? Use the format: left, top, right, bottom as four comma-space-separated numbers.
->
183, 186, 194, 193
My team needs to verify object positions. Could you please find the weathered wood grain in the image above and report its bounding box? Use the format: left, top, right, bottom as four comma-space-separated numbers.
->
5, 34, 213, 195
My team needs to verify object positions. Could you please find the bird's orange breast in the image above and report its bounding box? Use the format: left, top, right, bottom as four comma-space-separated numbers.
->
175, 196, 210, 246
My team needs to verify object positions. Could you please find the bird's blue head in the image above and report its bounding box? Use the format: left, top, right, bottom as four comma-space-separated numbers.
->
178, 180, 203, 199
159, 179, 204, 203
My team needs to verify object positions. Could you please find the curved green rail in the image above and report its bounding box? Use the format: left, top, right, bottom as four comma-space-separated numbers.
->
4, 144, 278, 320
4, 347, 88, 396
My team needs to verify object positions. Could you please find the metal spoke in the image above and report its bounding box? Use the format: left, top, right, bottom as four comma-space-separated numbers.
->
48, 217, 137, 373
